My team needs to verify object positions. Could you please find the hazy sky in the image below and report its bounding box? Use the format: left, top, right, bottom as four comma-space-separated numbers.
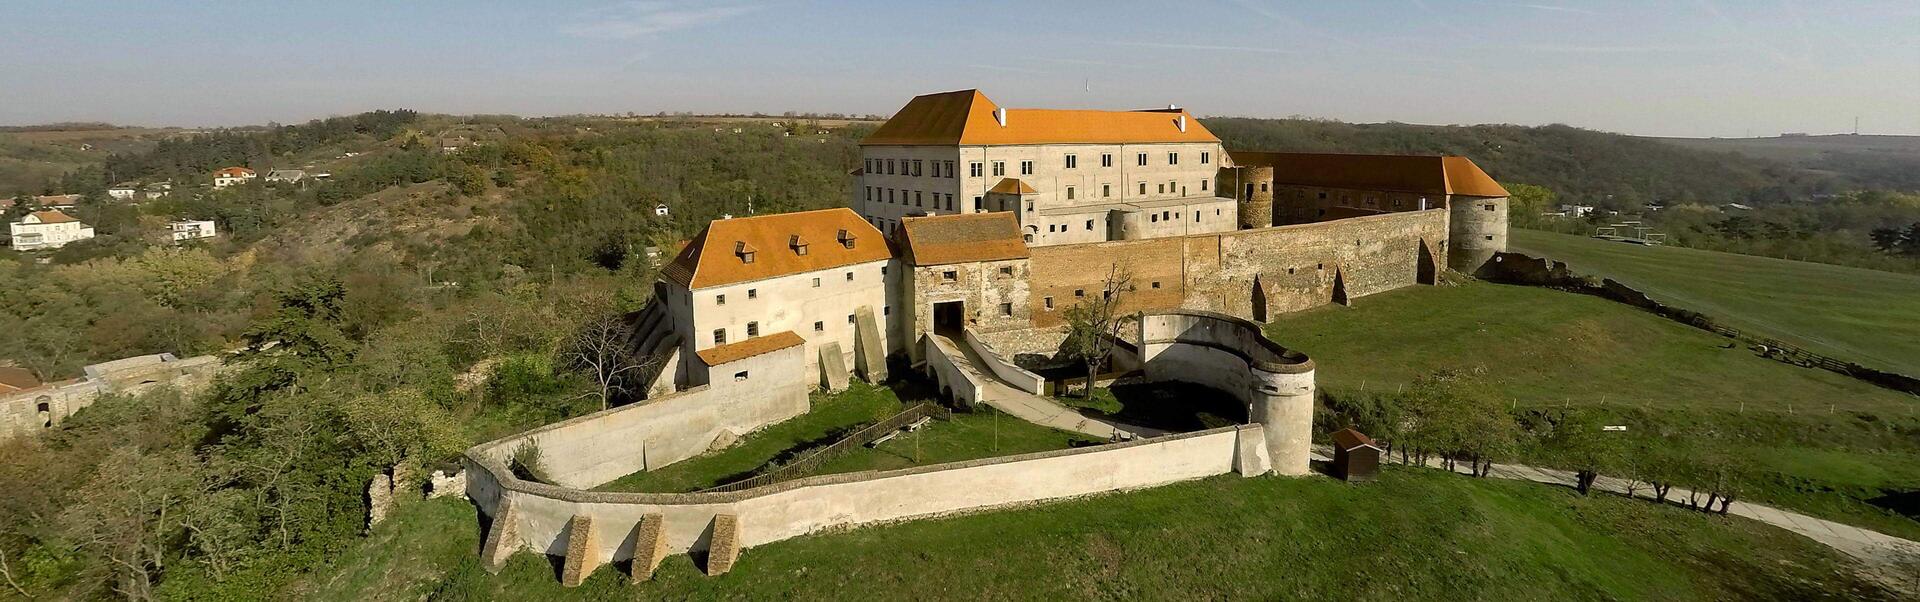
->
4, 1, 1918, 137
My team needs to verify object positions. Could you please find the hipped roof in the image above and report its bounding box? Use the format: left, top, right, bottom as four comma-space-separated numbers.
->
1229, 151, 1509, 198
862, 90, 1219, 146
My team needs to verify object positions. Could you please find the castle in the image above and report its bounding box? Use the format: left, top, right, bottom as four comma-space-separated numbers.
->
456, 90, 1510, 583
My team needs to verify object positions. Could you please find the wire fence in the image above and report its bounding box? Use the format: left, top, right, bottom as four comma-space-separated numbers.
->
699, 402, 952, 493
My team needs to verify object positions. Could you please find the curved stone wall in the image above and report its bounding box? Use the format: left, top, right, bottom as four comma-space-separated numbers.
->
1136, 310, 1316, 475
1447, 195, 1508, 275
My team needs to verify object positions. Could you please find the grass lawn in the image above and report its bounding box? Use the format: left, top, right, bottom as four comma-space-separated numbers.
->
1265, 280, 1917, 416
810, 408, 1100, 475
1267, 280, 1920, 540
300, 467, 1903, 601
1510, 229, 1920, 376
594, 381, 909, 493
1055, 380, 1247, 432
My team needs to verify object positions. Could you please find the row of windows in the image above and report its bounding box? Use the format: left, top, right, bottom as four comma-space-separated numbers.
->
866, 158, 955, 178
1146, 208, 1224, 224
964, 151, 1209, 179
711, 307, 892, 345
712, 266, 887, 306
1038, 179, 1211, 206
865, 186, 957, 211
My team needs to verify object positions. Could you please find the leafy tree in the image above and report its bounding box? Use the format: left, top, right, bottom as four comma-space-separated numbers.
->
1062, 263, 1134, 398
1540, 408, 1624, 495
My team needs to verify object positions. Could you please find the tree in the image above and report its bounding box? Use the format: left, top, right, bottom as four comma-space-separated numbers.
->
1061, 263, 1134, 398
1504, 182, 1558, 229
1541, 408, 1623, 495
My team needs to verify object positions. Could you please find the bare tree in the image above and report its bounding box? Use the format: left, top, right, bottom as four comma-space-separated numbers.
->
1062, 264, 1134, 399
564, 309, 653, 410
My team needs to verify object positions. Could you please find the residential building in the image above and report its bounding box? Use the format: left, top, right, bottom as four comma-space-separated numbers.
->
854, 90, 1235, 246
9, 210, 95, 251
170, 220, 218, 241
659, 208, 896, 388
213, 167, 256, 188
34, 194, 80, 209
107, 184, 139, 200
265, 169, 307, 184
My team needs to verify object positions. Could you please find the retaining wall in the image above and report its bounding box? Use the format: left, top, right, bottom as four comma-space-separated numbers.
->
963, 328, 1045, 395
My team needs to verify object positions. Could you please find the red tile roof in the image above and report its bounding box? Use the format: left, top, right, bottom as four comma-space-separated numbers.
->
1332, 427, 1381, 451
696, 331, 806, 366
0, 367, 40, 393
898, 212, 1028, 266
26, 210, 79, 224
1228, 152, 1508, 198
215, 167, 255, 177
663, 208, 891, 289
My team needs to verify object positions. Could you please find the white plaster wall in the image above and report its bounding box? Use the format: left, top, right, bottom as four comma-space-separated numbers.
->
962, 328, 1045, 395
923, 335, 984, 406
672, 258, 892, 385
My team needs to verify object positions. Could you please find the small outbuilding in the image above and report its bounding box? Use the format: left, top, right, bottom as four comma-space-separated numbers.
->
1331, 427, 1382, 482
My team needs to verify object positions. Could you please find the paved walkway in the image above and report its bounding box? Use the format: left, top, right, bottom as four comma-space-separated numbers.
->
933, 334, 1166, 441
1312, 446, 1920, 589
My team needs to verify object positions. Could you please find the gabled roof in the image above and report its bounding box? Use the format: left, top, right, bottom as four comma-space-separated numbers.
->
25, 210, 79, 224
215, 167, 255, 177
862, 90, 1220, 146
696, 331, 806, 366
662, 208, 891, 289
1332, 427, 1382, 452
898, 212, 1029, 266
987, 178, 1037, 195
34, 194, 80, 206
1228, 152, 1509, 198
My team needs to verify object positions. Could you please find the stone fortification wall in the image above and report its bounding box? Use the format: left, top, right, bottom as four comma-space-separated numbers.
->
483, 343, 809, 490
1027, 209, 1448, 326
1, 353, 222, 441
1137, 311, 1315, 475
962, 328, 1044, 395
464, 423, 1265, 573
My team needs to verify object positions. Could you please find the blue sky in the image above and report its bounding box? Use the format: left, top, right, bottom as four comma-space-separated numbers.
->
3, 1, 1917, 136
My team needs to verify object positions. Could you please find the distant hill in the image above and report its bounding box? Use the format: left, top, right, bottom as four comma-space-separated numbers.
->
1650, 134, 1920, 192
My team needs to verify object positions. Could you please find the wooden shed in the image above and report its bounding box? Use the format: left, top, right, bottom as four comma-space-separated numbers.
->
1331, 427, 1383, 482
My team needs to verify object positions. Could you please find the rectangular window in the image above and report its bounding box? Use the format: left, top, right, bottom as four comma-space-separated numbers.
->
913, 159, 923, 176
915, 191, 923, 206
944, 161, 955, 177
1137, 153, 1147, 166
1044, 296, 1054, 310
1201, 180, 1209, 192
746, 321, 759, 337
734, 371, 749, 381
999, 266, 1013, 276
1074, 289, 1085, 297
1169, 152, 1179, 165
814, 321, 824, 332
1019, 160, 1033, 175
865, 186, 872, 201
1101, 153, 1112, 167
973, 196, 983, 211
969, 162, 983, 177
1152, 281, 1162, 289
887, 189, 895, 203
848, 314, 856, 324
1157, 184, 1165, 194
1065, 154, 1077, 169
747, 288, 757, 299
716, 294, 726, 306
1138, 182, 1147, 195
943, 270, 957, 281
1151, 214, 1158, 223
1201, 151, 1210, 164
886, 159, 895, 174
713, 328, 727, 344
812, 277, 822, 287
1101, 184, 1111, 198
1066, 186, 1075, 200
992, 161, 1005, 176
1000, 302, 1013, 317
1085, 219, 1094, 230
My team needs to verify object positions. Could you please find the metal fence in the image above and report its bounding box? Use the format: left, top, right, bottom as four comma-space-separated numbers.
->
699, 402, 953, 493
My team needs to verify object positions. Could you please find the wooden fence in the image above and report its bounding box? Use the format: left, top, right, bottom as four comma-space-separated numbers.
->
699, 402, 953, 493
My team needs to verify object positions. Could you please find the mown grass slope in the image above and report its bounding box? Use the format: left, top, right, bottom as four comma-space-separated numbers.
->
1509, 229, 1920, 376
301, 467, 1900, 601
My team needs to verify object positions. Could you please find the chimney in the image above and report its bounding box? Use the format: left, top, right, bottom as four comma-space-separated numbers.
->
992, 107, 1007, 127
1176, 114, 1187, 133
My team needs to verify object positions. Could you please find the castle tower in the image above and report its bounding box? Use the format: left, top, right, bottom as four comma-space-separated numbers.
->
1250, 359, 1315, 476
1446, 195, 1508, 276
1225, 166, 1275, 229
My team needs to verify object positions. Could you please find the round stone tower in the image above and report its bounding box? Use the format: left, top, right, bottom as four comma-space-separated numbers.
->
1231, 166, 1275, 229
1447, 195, 1508, 275
1250, 357, 1315, 476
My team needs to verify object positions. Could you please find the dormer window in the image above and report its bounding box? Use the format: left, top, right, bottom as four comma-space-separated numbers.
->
735, 241, 756, 264
790, 234, 809, 256
837, 228, 856, 249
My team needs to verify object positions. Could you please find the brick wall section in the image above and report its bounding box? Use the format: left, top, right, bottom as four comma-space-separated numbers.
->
1028, 209, 1448, 325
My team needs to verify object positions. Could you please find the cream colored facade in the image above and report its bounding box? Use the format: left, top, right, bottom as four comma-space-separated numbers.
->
857, 141, 1234, 246
664, 258, 896, 386
8, 212, 95, 251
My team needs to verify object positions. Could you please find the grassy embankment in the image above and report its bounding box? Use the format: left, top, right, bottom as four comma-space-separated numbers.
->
1510, 228, 1920, 376
1265, 280, 1919, 540
303, 466, 1901, 601
596, 381, 1096, 493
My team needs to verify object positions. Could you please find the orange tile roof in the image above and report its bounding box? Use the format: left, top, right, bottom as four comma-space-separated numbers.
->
862, 90, 1220, 146
33, 194, 81, 206
662, 208, 892, 289
1228, 152, 1509, 198
898, 212, 1029, 266
696, 331, 805, 366
987, 178, 1037, 195
215, 167, 255, 177
26, 210, 79, 224
1332, 427, 1381, 451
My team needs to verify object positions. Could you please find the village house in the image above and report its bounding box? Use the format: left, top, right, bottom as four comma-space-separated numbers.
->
108, 183, 139, 200
265, 169, 307, 184
658, 208, 896, 389
853, 90, 1235, 246
34, 194, 81, 209
170, 219, 218, 241
213, 166, 256, 188
9, 210, 96, 251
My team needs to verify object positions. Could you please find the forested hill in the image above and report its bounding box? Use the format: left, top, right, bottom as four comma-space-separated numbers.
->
1203, 118, 1837, 209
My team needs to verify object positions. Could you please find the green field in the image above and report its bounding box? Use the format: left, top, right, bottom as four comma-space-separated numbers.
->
1510, 229, 1920, 376
595, 382, 1094, 493
301, 467, 1901, 601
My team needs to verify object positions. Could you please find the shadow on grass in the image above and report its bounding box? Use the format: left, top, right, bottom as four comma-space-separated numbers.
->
1059, 378, 1248, 433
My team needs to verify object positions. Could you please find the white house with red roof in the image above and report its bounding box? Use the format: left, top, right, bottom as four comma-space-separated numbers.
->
9, 210, 95, 251
213, 166, 256, 188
